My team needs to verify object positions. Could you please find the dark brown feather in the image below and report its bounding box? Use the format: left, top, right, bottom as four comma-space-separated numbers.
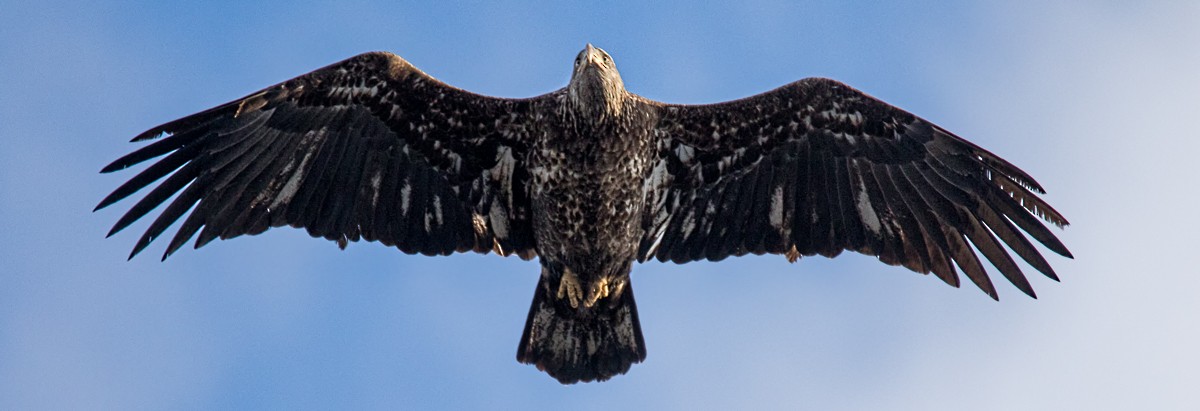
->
98, 52, 542, 261
646, 76, 1069, 299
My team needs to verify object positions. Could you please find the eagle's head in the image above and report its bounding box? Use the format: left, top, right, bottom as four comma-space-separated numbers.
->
568, 44, 626, 118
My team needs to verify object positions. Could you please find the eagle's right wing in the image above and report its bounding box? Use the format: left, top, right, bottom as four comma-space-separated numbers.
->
641, 78, 1071, 299
97, 52, 543, 261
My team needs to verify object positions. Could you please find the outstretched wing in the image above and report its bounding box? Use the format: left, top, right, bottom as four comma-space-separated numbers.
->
97, 52, 542, 261
641, 78, 1071, 299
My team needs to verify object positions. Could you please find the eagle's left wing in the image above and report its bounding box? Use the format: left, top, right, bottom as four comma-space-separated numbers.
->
640, 78, 1071, 299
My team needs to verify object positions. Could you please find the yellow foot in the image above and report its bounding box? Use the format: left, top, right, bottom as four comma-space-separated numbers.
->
584, 277, 610, 308
556, 268, 583, 309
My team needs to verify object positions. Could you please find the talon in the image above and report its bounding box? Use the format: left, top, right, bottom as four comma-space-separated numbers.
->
556, 268, 583, 309
584, 277, 609, 308
610, 278, 626, 301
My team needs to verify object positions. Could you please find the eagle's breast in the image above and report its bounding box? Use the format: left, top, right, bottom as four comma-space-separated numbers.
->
528, 97, 658, 276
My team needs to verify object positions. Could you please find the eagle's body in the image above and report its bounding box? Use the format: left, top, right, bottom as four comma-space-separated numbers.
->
524, 47, 658, 378
531, 76, 653, 296
97, 45, 1072, 384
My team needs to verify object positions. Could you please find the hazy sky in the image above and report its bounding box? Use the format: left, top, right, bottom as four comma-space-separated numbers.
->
2, 1, 1197, 409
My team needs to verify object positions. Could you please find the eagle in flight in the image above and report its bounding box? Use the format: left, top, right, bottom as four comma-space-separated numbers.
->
97, 44, 1071, 384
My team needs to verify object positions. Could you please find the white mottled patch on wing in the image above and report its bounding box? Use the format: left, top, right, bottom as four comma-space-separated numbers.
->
674, 144, 694, 164
643, 226, 667, 260
331, 84, 381, 99
818, 108, 865, 127
769, 185, 784, 229
400, 181, 412, 215
856, 177, 881, 234
847, 111, 864, 126
492, 145, 519, 208
424, 210, 433, 233
369, 169, 383, 208
432, 194, 443, 226
489, 201, 509, 239
642, 157, 668, 196
680, 209, 697, 240
269, 129, 321, 209
471, 212, 487, 237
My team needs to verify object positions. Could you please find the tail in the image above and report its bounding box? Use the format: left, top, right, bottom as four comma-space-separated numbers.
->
516, 274, 646, 384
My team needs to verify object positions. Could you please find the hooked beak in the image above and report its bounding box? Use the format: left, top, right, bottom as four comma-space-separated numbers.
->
583, 43, 602, 68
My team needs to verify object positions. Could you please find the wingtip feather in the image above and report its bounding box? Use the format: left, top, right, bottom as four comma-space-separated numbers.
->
984, 287, 999, 301
131, 127, 168, 143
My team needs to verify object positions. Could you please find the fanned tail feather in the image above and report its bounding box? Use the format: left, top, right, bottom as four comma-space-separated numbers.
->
516, 272, 646, 384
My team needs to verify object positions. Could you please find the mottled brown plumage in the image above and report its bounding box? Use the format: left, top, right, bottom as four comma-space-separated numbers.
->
97, 45, 1071, 384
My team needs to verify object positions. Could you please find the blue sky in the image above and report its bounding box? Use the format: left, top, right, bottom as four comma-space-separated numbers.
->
2, 1, 1197, 409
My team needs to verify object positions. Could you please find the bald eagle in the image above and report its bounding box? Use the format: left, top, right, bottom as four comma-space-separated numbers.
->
96, 45, 1071, 384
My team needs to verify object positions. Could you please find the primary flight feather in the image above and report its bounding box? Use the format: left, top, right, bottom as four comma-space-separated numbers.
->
97, 45, 1071, 384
